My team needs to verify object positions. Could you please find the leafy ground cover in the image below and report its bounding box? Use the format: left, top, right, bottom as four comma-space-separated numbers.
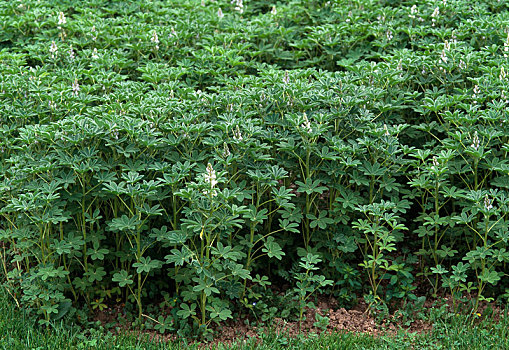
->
0, 0, 508, 343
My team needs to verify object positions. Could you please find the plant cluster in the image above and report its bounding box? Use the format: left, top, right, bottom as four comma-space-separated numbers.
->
0, 0, 508, 336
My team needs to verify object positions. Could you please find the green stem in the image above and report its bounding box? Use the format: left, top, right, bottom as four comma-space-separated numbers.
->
304, 148, 311, 248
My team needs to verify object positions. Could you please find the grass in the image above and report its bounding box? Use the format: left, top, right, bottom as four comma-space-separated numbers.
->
0, 288, 507, 350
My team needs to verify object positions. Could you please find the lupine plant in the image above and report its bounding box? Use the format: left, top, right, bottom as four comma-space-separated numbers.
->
0, 0, 508, 336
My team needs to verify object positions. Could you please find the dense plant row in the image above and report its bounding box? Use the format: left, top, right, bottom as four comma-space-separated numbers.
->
0, 0, 508, 336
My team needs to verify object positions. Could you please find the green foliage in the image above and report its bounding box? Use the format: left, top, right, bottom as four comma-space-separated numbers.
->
291, 253, 333, 329
0, 0, 508, 337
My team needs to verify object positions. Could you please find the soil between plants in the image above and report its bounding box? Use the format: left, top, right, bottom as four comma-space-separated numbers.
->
90, 292, 506, 348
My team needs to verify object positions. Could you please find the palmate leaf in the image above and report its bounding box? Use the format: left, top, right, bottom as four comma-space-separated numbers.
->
278, 218, 300, 233
479, 269, 501, 285
262, 236, 285, 260
452, 212, 475, 225
84, 267, 106, 283
102, 181, 127, 195
112, 270, 134, 287
211, 308, 232, 321
132, 256, 163, 274
153, 315, 173, 334
137, 203, 163, 216
316, 146, 339, 160
180, 217, 203, 233
192, 278, 220, 296
94, 171, 117, 183
451, 262, 470, 283
349, 170, 370, 186
336, 187, 362, 210
299, 253, 322, 271
272, 186, 296, 209
360, 161, 386, 177
431, 265, 448, 275
3, 0, 509, 332
36, 265, 69, 281
334, 233, 357, 253
230, 263, 251, 280
279, 207, 303, 223
41, 304, 59, 315
51, 239, 73, 255
107, 215, 141, 232
177, 303, 196, 320
165, 247, 194, 266
307, 210, 333, 229
243, 205, 268, 225
84, 208, 102, 223
211, 242, 242, 261
295, 178, 327, 195
496, 230, 509, 243
56, 171, 76, 189
436, 245, 458, 259
208, 302, 233, 321
87, 246, 109, 260
491, 248, 509, 263
72, 277, 90, 291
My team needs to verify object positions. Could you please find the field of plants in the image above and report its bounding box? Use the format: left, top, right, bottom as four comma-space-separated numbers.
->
0, 0, 508, 343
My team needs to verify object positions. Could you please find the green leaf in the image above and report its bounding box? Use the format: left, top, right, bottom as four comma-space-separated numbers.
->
299, 253, 322, 271
211, 242, 242, 261
230, 263, 251, 280
132, 257, 163, 274
41, 304, 59, 315
107, 215, 141, 232
295, 178, 327, 195
279, 218, 300, 233
307, 210, 333, 229
479, 269, 501, 285
192, 278, 220, 296
262, 236, 285, 260
176, 303, 196, 319
88, 243, 109, 261
210, 306, 232, 321
112, 270, 134, 287
37, 265, 69, 281
165, 247, 194, 266
431, 265, 448, 274
84, 267, 106, 283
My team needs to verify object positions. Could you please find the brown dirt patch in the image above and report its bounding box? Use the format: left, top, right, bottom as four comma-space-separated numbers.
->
88, 293, 506, 348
